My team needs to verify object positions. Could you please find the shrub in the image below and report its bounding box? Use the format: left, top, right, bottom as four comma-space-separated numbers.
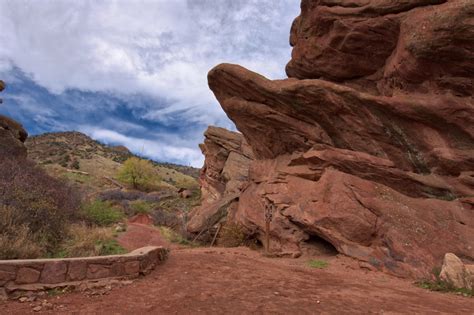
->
57, 223, 126, 257
158, 226, 194, 246
117, 157, 157, 190
98, 239, 127, 255
0, 207, 43, 259
98, 189, 145, 202
82, 200, 124, 226
151, 208, 181, 228
129, 200, 155, 215
71, 159, 80, 170
217, 223, 247, 247
0, 157, 81, 258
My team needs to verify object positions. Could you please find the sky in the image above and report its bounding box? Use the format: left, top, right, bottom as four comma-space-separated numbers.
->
0, 0, 300, 167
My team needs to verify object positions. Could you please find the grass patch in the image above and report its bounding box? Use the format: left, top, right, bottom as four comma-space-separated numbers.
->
82, 200, 124, 226
62, 171, 91, 184
417, 280, 473, 297
130, 200, 155, 215
307, 259, 329, 269
53, 224, 127, 257
47, 287, 71, 297
97, 239, 127, 256
158, 226, 195, 246
416, 267, 473, 297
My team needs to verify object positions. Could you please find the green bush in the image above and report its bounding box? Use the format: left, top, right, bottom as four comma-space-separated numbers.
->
117, 157, 157, 190
97, 239, 127, 255
82, 200, 124, 226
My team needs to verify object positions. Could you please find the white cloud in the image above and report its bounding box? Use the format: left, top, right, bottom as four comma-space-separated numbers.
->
0, 0, 298, 124
82, 126, 204, 167
0, 0, 300, 166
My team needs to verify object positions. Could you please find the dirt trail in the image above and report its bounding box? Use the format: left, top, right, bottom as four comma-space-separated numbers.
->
117, 222, 169, 251
2, 225, 473, 314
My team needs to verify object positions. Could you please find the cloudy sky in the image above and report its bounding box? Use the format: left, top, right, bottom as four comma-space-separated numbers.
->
0, 0, 299, 167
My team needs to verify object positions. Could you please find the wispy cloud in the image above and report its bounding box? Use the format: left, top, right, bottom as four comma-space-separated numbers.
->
83, 127, 204, 167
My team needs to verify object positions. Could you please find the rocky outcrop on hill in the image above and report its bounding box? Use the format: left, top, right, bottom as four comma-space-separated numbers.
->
187, 126, 253, 234
0, 82, 28, 159
190, 0, 474, 278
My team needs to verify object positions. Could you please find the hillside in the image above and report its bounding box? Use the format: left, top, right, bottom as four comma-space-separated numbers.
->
25, 131, 199, 195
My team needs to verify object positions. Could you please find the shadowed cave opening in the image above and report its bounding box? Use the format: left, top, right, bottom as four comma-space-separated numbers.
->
301, 234, 338, 257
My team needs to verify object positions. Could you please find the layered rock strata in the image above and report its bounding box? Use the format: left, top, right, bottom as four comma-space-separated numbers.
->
190, 0, 474, 278
187, 127, 254, 233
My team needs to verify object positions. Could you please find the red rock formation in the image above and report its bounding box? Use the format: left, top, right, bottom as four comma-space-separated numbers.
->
287, 0, 473, 97
187, 126, 253, 234
0, 82, 28, 159
191, 0, 474, 278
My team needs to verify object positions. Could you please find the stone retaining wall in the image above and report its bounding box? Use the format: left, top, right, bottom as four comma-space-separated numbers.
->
0, 246, 168, 299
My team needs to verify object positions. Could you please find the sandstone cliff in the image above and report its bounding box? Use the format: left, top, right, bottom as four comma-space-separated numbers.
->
187, 126, 253, 234
189, 0, 474, 278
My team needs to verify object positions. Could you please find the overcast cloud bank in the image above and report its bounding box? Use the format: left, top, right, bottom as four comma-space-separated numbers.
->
0, 0, 299, 167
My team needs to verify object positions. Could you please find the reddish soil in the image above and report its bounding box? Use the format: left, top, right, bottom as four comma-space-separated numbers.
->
2, 225, 473, 314
128, 214, 154, 226
117, 222, 168, 251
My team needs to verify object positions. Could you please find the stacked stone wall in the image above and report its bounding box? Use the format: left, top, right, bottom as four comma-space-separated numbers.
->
0, 246, 168, 299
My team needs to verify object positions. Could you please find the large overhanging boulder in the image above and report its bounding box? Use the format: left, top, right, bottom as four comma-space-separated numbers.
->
189, 0, 474, 278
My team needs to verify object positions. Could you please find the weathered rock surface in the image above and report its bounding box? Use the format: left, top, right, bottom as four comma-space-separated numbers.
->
187, 127, 253, 233
440, 253, 473, 290
287, 0, 474, 97
190, 0, 474, 278
0, 82, 28, 159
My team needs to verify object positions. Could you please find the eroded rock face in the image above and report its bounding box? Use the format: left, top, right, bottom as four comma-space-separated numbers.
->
187, 126, 253, 233
0, 82, 28, 159
193, 0, 474, 279
208, 64, 473, 277
287, 0, 474, 97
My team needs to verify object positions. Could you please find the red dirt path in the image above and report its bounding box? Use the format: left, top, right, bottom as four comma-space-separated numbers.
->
117, 222, 169, 251
2, 224, 473, 314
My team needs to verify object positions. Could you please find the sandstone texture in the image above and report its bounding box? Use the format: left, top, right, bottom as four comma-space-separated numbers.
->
0, 81, 28, 159
187, 126, 253, 233
190, 0, 474, 278
286, 0, 473, 97
0, 246, 168, 299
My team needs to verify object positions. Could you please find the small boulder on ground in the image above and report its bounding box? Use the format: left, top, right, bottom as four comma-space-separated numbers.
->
439, 253, 473, 290
178, 188, 192, 199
